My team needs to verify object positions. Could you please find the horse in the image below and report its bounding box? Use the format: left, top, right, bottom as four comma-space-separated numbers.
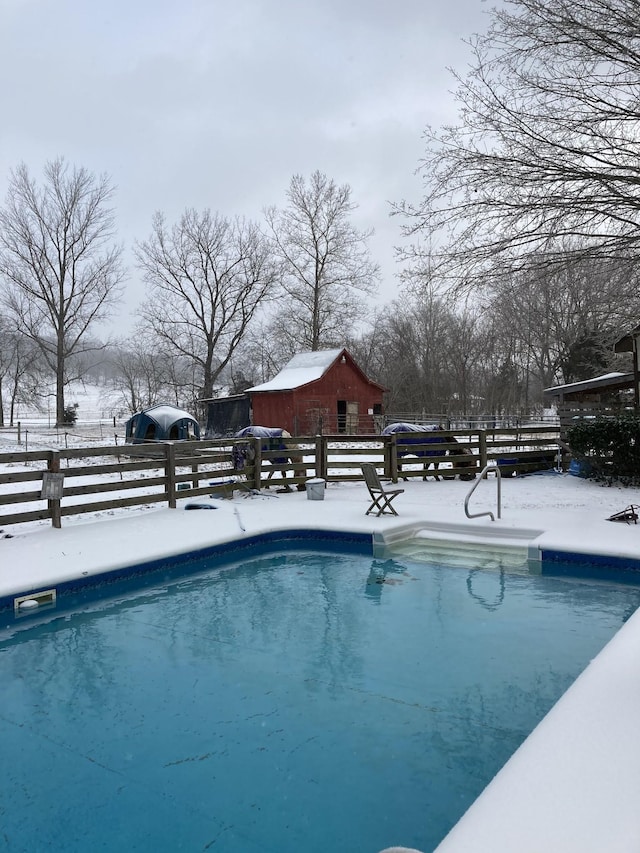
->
381, 422, 476, 481
233, 426, 306, 491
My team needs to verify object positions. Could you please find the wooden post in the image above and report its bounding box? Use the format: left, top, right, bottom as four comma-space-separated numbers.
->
317, 435, 328, 480
17, 421, 21, 444
478, 430, 487, 472
314, 435, 323, 479
49, 450, 62, 529
389, 434, 398, 483
253, 437, 262, 490
383, 434, 390, 478
165, 442, 177, 508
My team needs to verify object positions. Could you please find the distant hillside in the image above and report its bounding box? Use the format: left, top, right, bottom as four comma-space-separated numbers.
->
14, 382, 124, 424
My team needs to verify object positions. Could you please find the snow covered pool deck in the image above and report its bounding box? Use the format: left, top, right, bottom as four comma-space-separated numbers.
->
2, 482, 640, 853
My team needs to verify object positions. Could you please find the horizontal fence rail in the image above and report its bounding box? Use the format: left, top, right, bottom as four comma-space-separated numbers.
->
0, 428, 563, 530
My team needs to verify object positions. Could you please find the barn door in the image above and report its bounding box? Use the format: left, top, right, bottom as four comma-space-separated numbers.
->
337, 400, 347, 432
337, 400, 359, 433
346, 401, 359, 433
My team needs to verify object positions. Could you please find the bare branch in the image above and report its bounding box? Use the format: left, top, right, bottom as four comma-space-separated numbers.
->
397, 0, 640, 290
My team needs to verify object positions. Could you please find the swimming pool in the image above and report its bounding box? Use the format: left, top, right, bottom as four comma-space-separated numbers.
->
2, 541, 639, 853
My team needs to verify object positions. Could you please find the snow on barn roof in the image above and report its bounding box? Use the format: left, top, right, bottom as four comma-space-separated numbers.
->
246, 349, 344, 392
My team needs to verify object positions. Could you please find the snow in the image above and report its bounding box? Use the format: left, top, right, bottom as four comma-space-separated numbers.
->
137, 403, 198, 427
3, 418, 640, 851
246, 348, 343, 392
544, 371, 630, 393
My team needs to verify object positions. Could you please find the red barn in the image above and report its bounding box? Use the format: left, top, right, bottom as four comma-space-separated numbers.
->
247, 348, 386, 435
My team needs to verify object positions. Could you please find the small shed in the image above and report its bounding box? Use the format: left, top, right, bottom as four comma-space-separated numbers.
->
543, 372, 635, 435
246, 348, 386, 435
204, 394, 251, 438
125, 404, 200, 444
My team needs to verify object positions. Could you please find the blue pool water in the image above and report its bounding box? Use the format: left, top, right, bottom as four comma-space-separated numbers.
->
2, 545, 640, 853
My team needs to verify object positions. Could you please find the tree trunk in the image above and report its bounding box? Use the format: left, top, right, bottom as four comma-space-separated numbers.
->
56, 331, 65, 426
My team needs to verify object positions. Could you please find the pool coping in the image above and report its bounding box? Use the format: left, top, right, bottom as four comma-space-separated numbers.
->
4, 514, 640, 612
0, 527, 373, 614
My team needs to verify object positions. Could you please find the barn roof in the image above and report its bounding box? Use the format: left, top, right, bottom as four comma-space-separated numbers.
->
247, 349, 344, 392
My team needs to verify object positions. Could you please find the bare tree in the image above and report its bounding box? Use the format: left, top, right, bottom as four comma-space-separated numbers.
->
108, 342, 170, 416
445, 304, 494, 419
223, 320, 284, 389
0, 159, 125, 425
344, 312, 390, 380
0, 316, 46, 426
264, 171, 380, 351
489, 256, 640, 387
353, 289, 484, 416
110, 342, 203, 417
135, 209, 278, 407
397, 0, 640, 287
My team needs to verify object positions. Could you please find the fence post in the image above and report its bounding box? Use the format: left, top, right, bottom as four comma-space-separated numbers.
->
48, 450, 62, 529
165, 442, 177, 508
389, 434, 398, 482
17, 421, 21, 444
322, 435, 328, 480
315, 435, 324, 480
253, 437, 262, 490
478, 430, 487, 471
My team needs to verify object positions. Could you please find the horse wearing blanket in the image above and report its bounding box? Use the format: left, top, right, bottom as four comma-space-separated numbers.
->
233, 426, 306, 491
381, 422, 476, 481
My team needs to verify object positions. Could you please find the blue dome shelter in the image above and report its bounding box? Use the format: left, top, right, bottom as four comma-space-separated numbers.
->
125, 404, 200, 444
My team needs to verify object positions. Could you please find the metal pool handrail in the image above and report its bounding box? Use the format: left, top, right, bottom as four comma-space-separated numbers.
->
464, 464, 502, 521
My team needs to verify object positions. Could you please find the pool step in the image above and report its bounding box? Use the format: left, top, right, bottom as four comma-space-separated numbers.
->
386, 536, 530, 570
374, 522, 543, 572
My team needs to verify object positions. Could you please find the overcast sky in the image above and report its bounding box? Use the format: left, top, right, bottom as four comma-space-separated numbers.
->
0, 0, 494, 334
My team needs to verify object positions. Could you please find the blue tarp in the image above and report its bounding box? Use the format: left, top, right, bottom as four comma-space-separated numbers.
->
381, 422, 445, 457
125, 404, 200, 444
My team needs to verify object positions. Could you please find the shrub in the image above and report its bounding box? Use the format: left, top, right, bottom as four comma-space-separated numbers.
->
567, 414, 640, 483
63, 404, 78, 425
